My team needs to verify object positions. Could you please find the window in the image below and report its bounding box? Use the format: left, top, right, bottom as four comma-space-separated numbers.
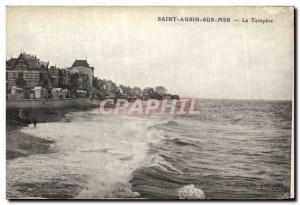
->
39, 73, 44, 81
18, 73, 23, 79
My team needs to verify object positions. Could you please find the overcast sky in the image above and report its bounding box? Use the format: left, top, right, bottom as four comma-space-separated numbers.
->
7, 7, 294, 100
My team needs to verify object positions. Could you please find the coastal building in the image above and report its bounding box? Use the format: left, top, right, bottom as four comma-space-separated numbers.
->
103, 80, 117, 94
68, 60, 94, 97
118, 85, 125, 94
6, 52, 177, 101
32, 86, 48, 99
48, 66, 60, 88
6, 52, 52, 99
58, 69, 72, 90
10, 86, 25, 99
49, 66, 73, 89
49, 66, 72, 98
51, 88, 63, 99
124, 87, 132, 96
118, 85, 131, 96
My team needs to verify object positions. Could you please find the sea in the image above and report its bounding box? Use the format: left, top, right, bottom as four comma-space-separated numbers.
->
6, 99, 292, 199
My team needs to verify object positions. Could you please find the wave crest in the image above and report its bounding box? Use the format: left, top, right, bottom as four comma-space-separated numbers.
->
177, 184, 205, 199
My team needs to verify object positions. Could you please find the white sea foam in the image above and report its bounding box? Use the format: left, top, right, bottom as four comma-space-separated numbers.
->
177, 184, 205, 199
7, 109, 164, 199
144, 155, 183, 174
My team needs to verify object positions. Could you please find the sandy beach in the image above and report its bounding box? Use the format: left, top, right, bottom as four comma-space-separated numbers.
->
6, 107, 92, 160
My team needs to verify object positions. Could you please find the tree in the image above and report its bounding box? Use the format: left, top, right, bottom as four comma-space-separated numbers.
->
142, 87, 156, 99
171, 94, 180, 100
155, 86, 167, 95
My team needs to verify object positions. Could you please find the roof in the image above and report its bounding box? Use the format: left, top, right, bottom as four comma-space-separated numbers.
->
20, 53, 32, 59
7, 52, 49, 70
71, 59, 94, 71
6, 58, 17, 68
48, 67, 60, 76
39, 61, 49, 68
72, 60, 90, 68
27, 58, 48, 69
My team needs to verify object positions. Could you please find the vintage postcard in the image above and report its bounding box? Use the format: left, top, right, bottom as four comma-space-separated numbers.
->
6, 6, 294, 200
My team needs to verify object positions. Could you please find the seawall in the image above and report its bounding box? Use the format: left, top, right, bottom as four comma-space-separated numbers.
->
6, 98, 99, 109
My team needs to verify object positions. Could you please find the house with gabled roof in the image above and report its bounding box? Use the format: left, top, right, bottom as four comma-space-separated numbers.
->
6, 52, 52, 98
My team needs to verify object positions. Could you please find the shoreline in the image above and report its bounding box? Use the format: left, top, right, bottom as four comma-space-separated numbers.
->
6, 98, 100, 110
6, 130, 54, 160
6, 106, 94, 160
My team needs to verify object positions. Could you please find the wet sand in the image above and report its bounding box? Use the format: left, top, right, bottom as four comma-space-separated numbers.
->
6, 130, 54, 160
6, 107, 93, 160
6, 107, 94, 199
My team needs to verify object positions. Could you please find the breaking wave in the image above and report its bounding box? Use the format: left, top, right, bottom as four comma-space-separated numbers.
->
169, 138, 198, 147
177, 184, 205, 199
8, 100, 292, 199
143, 155, 183, 174
165, 120, 179, 126
9, 110, 165, 199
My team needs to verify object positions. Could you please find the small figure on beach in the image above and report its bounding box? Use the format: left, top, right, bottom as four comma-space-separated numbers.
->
18, 109, 24, 120
32, 118, 37, 128
16, 109, 30, 124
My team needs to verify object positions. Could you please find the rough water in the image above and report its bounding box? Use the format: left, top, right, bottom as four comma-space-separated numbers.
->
7, 100, 292, 199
